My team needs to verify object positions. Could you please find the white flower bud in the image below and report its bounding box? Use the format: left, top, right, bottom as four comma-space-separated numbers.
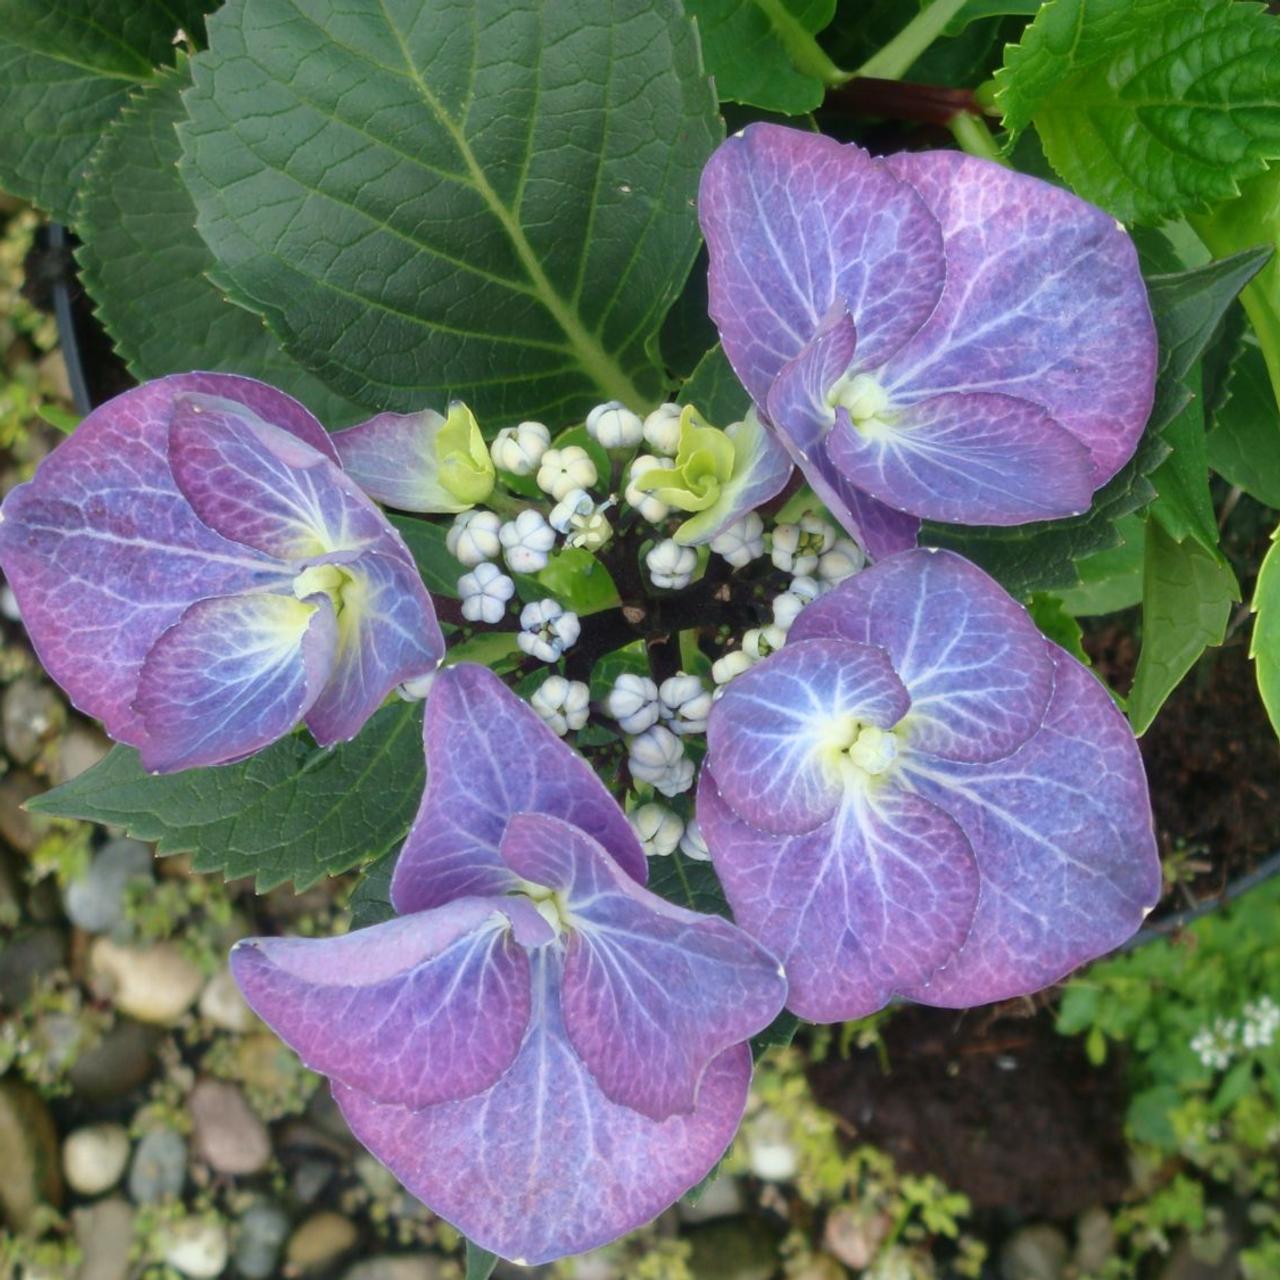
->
549, 487, 594, 534
629, 802, 683, 857
625, 455, 674, 523
458, 561, 515, 625
680, 817, 711, 862
817, 537, 865, 585
646, 538, 697, 590
658, 673, 712, 736
499, 508, 556, 574
710, 512, 765, 567
628, 724, 684, 785
446, 509, 502, 567
549, 488, 614, 552
772, 590, 807, 631
517, 598, 580, 663
529, 675, 590, 736
537, 446, 598, 501
655, 756, 695, 797
773, 513, 835, 574
743, 625, 786, 660
712, 649, 754, 686
490, 420, 551, 476
790, 574, 824, 604
607, 672, 660, 734
642, 403, 683, 456
586, 401, 644, 450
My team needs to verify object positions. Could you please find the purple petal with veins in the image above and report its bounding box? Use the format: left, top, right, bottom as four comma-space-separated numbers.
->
792, 549, 1054, 764
706, 638, 909, 835
334, 955, 752, 1265
391, 665, 647, 915
827, 391, 1095, 524
332, 408, 467, 513
899, 650, 1160, 1006
700, 124, 944, 404
698, 767, 978, 1022
880, 150, 1156, 486
498, 813, 785, 1120
231, 896, 548, 1109
133, 591, 336, 773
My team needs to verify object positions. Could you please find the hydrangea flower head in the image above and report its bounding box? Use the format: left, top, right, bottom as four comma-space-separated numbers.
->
0, 373, 442, 772
700, 125, 1157, 555
697, 548, 1161, 1020
232, 664, 786, 1263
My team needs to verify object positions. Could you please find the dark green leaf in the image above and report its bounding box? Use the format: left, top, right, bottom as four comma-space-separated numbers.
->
1054, 513, 1145, 616
1027, 593, 1091, 667
996, 0, 1280, 223
1250, 529, 1280, 740
589, 640, 650, 705
1129, 519, 1238, 734
751, 1010, 800, 1056
1207, 343, 1280, 508
76, 62, 365, 426
0, 0, 212, 222
29, 701, 426, 892
684, 0, 836, 115
464, 1241, 498, 1280
645, 850, 731, 918
347, 850, 398, 930
179, 0, 720, 422
679, 344, 752, 426
1149, 367, 1221, 559
389, 515, 461, 598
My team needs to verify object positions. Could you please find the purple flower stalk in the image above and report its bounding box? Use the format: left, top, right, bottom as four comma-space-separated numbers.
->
232, 664, 786, 1264
700, 125, 1158, 556
697, 548, 1161, 1021
0, 373, 443, 772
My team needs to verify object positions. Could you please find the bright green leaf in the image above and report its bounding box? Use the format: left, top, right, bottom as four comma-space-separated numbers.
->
0, 0, 212, 222
1207, 343, 1280, 508
945, 0, 1040, 34
179, 0, 720, 422
1027, 593, 1091, 666
76, 62, 365, 426
1250, 528, 1280, 740
1055, 513, 1145, 616
28, 701, 425, 891
1128, 518, 1238, 734
536, 548, 621, 617
443, 632, 523, 671
996, 0, 1280, 224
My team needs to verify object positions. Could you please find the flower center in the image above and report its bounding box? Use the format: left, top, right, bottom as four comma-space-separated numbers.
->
828, 372, 896, 436
292, 563, 356, 615
817, 716, 900, 782
515, 880, 573, 936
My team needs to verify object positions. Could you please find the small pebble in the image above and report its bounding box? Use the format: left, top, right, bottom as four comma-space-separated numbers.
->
62, 1123, 130, 1196
1, 676, 64, 765
127, 1128, 187, 1203
89, 938, 203, 1025
198, 966, 255, 1032
287, 1211, 359, 1273
63, 838, 153, 935
234, 1201, 291, 1280
1000, 1223, 1070, 1280
162, 1216, 230, 1279
72, 1197, 134, 1280
189, 1079, 271, 1175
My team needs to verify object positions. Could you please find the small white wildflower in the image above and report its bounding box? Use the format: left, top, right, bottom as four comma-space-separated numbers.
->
629, 802, 683, 857
628, 724, 685, 788
529, 675, 590, 737
458, 561, 515, 625
537, 446, 598, 501
658, 673, 712, 735
586, 401, 644, 450
607, 673, 660, 734
642, 403, 683, 456
517, 598, 581, 663
646, 538, 698, 590
817, 537, 866, 586
712, 649, 754, 686
1243, 996, 1280, 1050
710, 512, 765, 567
490, 420, 551, 476
743, 625, 786, 660
679, 817, 711, 862
1190, 1017, 1239, 1072
625, 455, 675, 523
446, 509, 502, 567
499, 508, 557, 574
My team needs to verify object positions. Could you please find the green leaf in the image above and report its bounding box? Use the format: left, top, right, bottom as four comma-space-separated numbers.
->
1250, 528, 1280, 740
1148, 366, 1221, 559
995, 0, 1280, 224
588, 640, 650, 705
1207, 343, 1280, 508
347, 849, 398, 930
29, 701, 426, 891
679, 345, 752, 426
945, 0, 1040, 34
76, 62, 365, 426
388, 515, 461, 599
683, 0, 837, 115
1027, 593, 1091, 666
645, 850, 731, 918
179, 0, 720, 422
1054, 513, 1145, 616
1128, 518, 1238, 734
536, 548, 621, 617
443, 632, 523, 672
464, 1242, 498, 1280
0, 0, 212, 222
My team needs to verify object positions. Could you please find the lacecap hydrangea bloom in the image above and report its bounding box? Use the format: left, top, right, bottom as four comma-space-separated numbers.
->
233, 664, 786, 1264
700, 125, 1158, 556
0, 374, 442, 772
697, 548, 1161, 1020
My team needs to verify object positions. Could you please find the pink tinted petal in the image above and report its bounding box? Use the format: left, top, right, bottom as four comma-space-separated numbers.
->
793, 550, 1054, 764
765, 313, 920, 558
700, 124, 944, 405
334, 957, 751, 1265
332, 408, 465, 513
169, 394, 394, 561
134, 591, 335, 772
706, 638, 909, 835
827, 391, 1095, 525
498, 813, 785, 1120
231, 896, 537, 1108
0, 378, 288, 745
698, 769, 978, 1022
391, 665, 646, 915
303, 551, 444, 746
900, 650, 1161, 1006
881, 150, 1156, 486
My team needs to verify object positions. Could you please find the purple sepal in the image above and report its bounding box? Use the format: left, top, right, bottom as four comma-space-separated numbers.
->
133, 591, 336, 773
334, 956, 753, 1265
332, 408, 472, 514
391, 665, 648, 915
231, 896, 547, 1109
499, 813, 786, 1120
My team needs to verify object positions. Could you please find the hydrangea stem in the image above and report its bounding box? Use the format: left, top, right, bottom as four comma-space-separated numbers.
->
949, 111, 1007, 166
852, 0, 971, 82
751, 0, 850, 86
